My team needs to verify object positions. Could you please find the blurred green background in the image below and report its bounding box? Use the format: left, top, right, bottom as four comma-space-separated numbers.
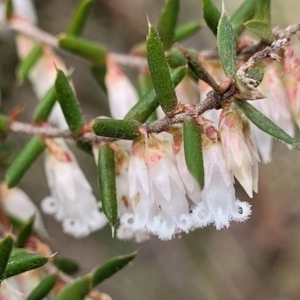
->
1, 0, 300, 299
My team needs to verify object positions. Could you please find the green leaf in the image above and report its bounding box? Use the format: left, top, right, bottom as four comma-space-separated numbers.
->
183, 119, 204, 189
97, 144, 118, 228
3, 249, 48, 279
90, 64, 107, 93
32, 86, 57, 123
243, 20, 273, 43
147, 23, 178, 117
0, 114, 8, 135
202, 0, 221, 37
58, 34, 106, 64
54, 275, 92, 300
138, 70, 153, 97
55, 68, 85, 135
6, 0, 13, 20
174, 21, 202, 42
53, 257, 80, 275
15, 215, 35, 248
180, 47, 220, 91
0, 234, 14, 281
125, 66, 186, 122
91, 252, 137, 287
67, 0, 93, 36
254, 0, 270, 24
92, 118, 140, 140
235, 99, 300, 149
6, 137, 46, 188
166, 50, 187, 68
230, 0, 255, 36
217, 5, 237, 77
158, 0, 180, 49
17, 44, 43, 84
27, 274, 57, 300
138, 70, 156, 122
54, 252, 136, 300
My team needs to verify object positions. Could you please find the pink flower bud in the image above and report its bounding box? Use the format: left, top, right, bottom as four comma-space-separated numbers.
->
283, 36, 300, 128
106, 56, 139, 119
219, 106, 259, 197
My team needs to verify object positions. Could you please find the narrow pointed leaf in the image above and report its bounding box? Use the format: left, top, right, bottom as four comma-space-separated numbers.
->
58, 34, 106, 64
138, 70, 156, 122
90, 64, 107, 93
254, 0, 271, 24
181, 47, 220, 91
0, 234, 14, 280
125, 66, 186, 122
6, 0, 13, 20
217, 7, 237, 77
174, 21, 202, 42
17, 44, 43, 84
230, 0, 255, 36
3, 250, 48, 279
27, 274, 57, 300
235, 99, 300, 149
15, 215, 35, 248
243, 20, 273, 43
33, 87, 56, 123
167, 50, 187, 68
183, 119, 204, 189
91, 252, 137, 287
202, 0, 221, 37
53, 257, 80, 275
158, 0, 180, 49
147, 24, 178, 117
54, 275, 92, 300
6, 137, 46, 188
97, 144, 118, 227
138, 70, 153, 97
0, 114, 8, 135
55, 68, 85, 134
92, 119, 140, 140
67, 0, 93, 36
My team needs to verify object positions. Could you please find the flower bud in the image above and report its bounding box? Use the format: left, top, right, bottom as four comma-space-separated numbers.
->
106, 56, 139, 119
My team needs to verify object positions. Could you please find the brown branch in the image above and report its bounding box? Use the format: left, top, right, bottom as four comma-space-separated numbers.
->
8, 121, 110, 144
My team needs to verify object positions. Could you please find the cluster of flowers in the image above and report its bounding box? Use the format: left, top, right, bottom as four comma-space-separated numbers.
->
2, 0, 300, 242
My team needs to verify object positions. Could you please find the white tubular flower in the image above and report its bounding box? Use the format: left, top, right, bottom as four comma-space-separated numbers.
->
41, 139, 106, 238
128, 132, 193, 240
13, 0, 37, 24
219, 106, 259, 197
106, 56, 139, 119
192, 140, 252, 230
0, 183, 48, 237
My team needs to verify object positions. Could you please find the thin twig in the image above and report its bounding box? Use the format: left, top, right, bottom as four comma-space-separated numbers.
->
8, 121, 110, 144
